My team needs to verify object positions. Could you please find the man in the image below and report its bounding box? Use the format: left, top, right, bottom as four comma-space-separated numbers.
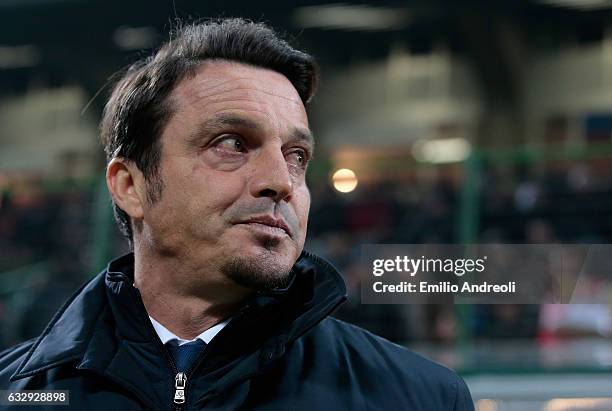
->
0, 18, 474, 410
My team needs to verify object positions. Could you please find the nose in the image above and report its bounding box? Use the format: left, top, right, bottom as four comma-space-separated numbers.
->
249, 146, 293, 202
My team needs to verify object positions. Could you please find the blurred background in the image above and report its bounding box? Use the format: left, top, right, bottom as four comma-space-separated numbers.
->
3, 0, 612, 409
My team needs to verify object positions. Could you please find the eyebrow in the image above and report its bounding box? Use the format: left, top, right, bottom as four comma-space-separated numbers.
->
187, 113, 315, 150
290, 127, 315, 152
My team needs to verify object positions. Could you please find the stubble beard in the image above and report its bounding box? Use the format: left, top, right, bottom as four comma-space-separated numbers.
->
220, 243, 296, 291
143, 173, 301, 291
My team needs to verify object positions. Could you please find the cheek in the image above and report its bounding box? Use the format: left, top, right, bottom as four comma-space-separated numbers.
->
294, 186, 311, 228
142, 156, 236, 240
186, 165, 250, 223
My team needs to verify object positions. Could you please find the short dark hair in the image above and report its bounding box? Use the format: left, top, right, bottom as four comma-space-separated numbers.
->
100, 18, 319, 246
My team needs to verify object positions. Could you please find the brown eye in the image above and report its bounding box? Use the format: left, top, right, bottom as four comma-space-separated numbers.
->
286, 150, 308, 168
215, 136, 244, 152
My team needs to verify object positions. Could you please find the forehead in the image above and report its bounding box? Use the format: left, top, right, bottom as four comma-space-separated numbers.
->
168, 60, 308, 126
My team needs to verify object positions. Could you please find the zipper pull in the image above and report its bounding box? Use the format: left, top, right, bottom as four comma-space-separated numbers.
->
174, 372, 187, 404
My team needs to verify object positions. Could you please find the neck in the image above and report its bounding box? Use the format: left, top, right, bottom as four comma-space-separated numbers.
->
132, 243, 251, 340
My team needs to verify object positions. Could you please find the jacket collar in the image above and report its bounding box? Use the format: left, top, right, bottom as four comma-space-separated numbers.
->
10, 251, 347, 386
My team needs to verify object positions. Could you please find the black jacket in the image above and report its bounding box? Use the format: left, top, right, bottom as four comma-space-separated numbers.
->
0, 252, 474, 411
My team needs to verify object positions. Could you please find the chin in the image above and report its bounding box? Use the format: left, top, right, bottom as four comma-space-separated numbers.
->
220, 248, 297, 291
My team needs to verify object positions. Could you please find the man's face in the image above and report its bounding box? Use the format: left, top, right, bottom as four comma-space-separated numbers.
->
140, 61, 312, 292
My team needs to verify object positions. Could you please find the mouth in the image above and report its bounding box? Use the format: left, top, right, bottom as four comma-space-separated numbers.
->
236, 215, 292, 238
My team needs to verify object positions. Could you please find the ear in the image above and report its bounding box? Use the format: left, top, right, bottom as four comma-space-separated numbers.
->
106, 158, 146, 220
